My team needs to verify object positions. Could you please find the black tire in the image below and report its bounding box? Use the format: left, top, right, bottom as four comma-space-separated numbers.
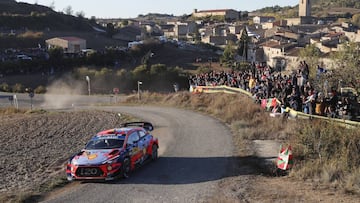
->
151, 145, 158, 161
122, 158, 131, 178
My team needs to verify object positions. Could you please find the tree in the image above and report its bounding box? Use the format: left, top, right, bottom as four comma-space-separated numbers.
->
238, 27, 249, 61
106, 23, 115, 37
76, 11, 85, 19
122, 20, 129, 26
132, 65, 148, 82
299, 43, 321, 79
141, 50, 154, 68
64, 6, 73, 15
221, 41, 237, 68
90, 16, 96, 24
150, 64, 166, 75
331, 42, 360, 89
48, 47, 64, 65
49, 1, 55, 10
241, 11, 248, 19
352, 13, 360, 27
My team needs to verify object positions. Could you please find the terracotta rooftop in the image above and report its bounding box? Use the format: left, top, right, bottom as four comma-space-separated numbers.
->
324, 32, 344, 38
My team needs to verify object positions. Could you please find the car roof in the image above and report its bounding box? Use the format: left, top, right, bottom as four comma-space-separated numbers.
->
96, 127, 145, 137
91, 134, 126, 141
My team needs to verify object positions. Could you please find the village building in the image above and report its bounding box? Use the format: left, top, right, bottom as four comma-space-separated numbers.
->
286, 0, 313, 26
192, 9, 240, 21
45, 37, 86, 54
253, 16, 276, 25
163, 21, 197, 40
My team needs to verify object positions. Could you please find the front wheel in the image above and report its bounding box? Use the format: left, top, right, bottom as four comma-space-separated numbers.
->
151, 145, 158, 161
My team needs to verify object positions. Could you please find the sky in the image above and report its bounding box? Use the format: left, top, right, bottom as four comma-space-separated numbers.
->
17, 0, 300, 19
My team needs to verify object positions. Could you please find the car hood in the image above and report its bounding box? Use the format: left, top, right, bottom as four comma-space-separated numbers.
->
71, 149, 119, 165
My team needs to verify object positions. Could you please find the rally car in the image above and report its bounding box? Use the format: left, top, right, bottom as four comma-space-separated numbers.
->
66, 122, 158, 181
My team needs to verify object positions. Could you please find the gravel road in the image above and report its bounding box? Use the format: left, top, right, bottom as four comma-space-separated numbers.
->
42, 106, 234, 203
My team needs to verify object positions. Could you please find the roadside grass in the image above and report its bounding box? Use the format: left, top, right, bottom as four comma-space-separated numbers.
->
344, 167, 360, 195
123, 91, 360, 196
289, 120, 360, 194
0, 107, 49, 115
37, 176, 69, 193
0, 107, 26, 114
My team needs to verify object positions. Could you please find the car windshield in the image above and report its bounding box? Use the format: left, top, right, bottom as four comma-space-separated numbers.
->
85, 139, 124, 150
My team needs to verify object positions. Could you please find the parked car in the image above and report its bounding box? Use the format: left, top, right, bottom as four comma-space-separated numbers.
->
16, 54, 32, 60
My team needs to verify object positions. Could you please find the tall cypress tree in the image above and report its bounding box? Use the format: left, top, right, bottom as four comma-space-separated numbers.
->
238, 27, 249, 61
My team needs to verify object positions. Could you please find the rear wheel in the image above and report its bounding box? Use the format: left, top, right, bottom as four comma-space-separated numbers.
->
151, 145, 158, 161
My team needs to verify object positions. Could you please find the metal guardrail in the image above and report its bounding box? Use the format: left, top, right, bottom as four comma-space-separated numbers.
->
0, 94, 18, 109
191, 85, 360, 127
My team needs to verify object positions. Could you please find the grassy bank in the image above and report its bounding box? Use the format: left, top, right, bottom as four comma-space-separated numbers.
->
123, 91, 360, 195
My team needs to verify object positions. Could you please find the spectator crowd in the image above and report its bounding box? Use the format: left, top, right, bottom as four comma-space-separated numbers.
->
188, 61, 360, 121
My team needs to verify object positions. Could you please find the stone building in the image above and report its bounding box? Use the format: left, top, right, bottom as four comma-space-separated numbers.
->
45, 37, 86, 54
299, 0, 311, 17
192, 9, 239, 21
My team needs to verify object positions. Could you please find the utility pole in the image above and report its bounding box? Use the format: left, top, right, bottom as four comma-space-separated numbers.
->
85, 76, 91, 96
137, 81, 142, 100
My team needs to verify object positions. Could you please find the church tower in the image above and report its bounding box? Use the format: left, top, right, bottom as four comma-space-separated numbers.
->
299, 0, 311, 17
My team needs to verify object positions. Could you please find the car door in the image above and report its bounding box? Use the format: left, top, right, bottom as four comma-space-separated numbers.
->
137, 130, 151, 160
127, 131, 142, 164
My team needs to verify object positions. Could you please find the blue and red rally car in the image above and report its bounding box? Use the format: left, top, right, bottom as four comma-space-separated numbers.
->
66, 122, 158, 181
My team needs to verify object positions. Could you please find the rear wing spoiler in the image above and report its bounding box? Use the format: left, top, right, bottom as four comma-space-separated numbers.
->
122, 122, 154, 131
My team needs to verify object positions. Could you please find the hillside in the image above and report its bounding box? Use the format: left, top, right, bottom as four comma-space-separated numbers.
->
312, 0, 360, 9
0, 0, 53, 15
255, 0, 360, 18
0, 0, 93, 31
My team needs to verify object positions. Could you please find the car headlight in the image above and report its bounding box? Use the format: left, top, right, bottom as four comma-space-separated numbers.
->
107, 165, 113, 171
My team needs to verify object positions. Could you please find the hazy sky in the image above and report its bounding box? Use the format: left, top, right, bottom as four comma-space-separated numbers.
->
17, 0, 299, 18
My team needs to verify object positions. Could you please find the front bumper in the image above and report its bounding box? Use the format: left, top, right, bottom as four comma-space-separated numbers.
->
66, 162, 122, 181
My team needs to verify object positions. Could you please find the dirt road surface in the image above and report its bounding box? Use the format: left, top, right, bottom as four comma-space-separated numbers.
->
41, 106, 234, 203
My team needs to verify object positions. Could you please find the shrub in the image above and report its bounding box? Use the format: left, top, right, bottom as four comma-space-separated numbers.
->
34, 85, 46, 94
344, 167, 360, 194
12, 83, 24, 93
0, 82, 11, 92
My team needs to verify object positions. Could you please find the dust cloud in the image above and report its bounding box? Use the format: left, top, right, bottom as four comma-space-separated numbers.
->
41, 75, 87, 109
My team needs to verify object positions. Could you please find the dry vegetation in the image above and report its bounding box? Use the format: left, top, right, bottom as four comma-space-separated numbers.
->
124, 91, 360, 197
